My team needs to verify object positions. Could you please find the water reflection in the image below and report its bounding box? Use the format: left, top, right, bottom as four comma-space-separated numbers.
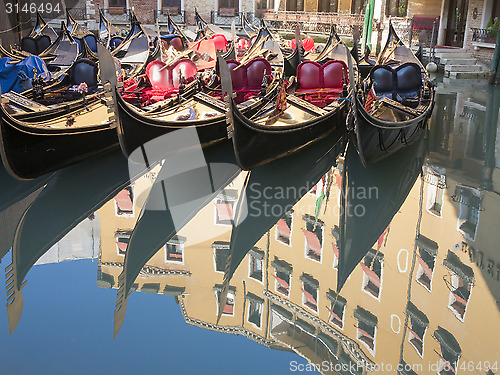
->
1, 79, 500, 374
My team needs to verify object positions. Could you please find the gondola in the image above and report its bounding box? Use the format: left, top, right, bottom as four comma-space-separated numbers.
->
4, 149, 154, 334
112, 31, 284, 160
242, 13, 258, 39
216, 130, 345, 317
349, 23, 435, 166
221, 28, 352, 170
0, 56, 120, 180
336, 130, 427, 292
27, 12, 58, 45
113, 140, 241, 337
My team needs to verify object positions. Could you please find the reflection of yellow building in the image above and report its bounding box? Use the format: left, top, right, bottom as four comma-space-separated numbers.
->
97, 88, 500, 374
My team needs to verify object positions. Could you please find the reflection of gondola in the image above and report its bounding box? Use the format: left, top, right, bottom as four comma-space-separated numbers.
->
349, 24, 434, 166
113, 140, 240, 337
5, 150, 152, 334
337, 131, 427, 291
218, 130, 346, 317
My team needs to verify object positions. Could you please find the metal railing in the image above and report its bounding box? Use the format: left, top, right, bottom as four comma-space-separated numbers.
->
258, 11, 365, 36
154, 9, 186, 25
471, 28, 498, 44
68, 6, 87, 20
103, 8, 133, 23
210, 10, 243, 26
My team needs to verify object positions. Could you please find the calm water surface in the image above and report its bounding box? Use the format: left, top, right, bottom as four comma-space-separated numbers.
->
1, 76, 500, 375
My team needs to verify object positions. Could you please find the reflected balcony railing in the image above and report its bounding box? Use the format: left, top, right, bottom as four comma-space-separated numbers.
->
471, 27, 498, 44
154, 9, 186, 25
103, 7, 133, 23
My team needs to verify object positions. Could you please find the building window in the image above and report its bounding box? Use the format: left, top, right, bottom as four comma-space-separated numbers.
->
351, 0, 366, 14
415, 235, 438, 291
161, 0, 181, 13
326, 289, 346, 329
114, 186, 134, 217
332, 226, 340, 269
256, 0, 274, 11
248, 248, 264, 282
218, 0, 239, 12
165, 235, 186, 263
360, 250, 383, 299
300, 273, 319, 312
406, 302, 429, 357
115, 230, 132, 256
109, 0, 126, 14
302, 215, 324, 262
426, 168, 446, 217
385, 0, 408, 17
213, 242, 230, 273
271, 257, 292, 297
455, 185, 482, 241
354, 306, 377, 353
214, 285, 236, 316
286, 0, 304, 12
444, 251, 474, 321
276, 210, 293, 246
318, 0, 338, 13
215, 189, 237, 226
433, 327, 461, 375
247, 293, 264, 328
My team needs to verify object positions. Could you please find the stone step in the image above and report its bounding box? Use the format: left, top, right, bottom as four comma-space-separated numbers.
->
439, 58, 477, 65
444, 64, 484, 72
445, 71, 490, 79
435, 52, 472, 59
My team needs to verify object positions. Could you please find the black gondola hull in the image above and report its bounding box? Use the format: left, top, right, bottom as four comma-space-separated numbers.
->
231, 102, 347, 170
0, 113, 119, 180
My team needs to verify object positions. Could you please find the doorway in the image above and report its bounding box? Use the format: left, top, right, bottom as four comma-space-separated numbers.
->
445, 0, 469, 47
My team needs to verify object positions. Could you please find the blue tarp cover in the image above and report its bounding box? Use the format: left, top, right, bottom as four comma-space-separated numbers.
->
0, 56, 51, 94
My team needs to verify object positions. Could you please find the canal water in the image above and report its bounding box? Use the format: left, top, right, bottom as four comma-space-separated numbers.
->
1, 76, 499, 374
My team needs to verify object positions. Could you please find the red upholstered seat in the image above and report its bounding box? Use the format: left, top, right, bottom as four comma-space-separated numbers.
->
224, 58, 273, 103
211, 34, 228, 52
296, 60, 348, 107
122, 59, 197, 105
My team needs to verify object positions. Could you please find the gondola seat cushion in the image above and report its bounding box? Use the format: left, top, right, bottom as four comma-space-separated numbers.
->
296, 60, 348, 107
126, 59, 197, 104
161, 35, 184, 51
69, 59, 99, 89
226, 58, 273, 103
21, 35, 51, 55
371, 63, 422, 105
211, 34, 228, 52
84, 34, 98, 53
109, 36, 124, 51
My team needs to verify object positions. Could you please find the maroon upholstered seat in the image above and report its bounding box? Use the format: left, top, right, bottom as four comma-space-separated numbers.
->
296, 60, 348, 107
225, 58, 273, 103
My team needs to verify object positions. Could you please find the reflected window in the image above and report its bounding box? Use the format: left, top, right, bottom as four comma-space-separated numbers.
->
326, 289, 346, 329
415, 235, 438, 291
426, 167, 446, 217
444, 251, 474, 321
302, 215, 324, 262
300, 273, 319, 312
385, 0, 407, 17
214, 285, 236, 316
256, 0, 274, 11
276, 210, 293, 246
161, 0, 181, 13
407, 302, 429, 357
247, 292, 263, 328
114, 186, 134, 217
271, 257, 293, 297
115, 230, 132, 256
165, 235, 186, 263
455, 185, 482, 241
218, 0, 239, 13
351, 0, 366, 14
332, 226, 340, 269
213, 242, 230, 273
215, 189, 237, 226
248, 248, 264, 282
433, 327, 461, 375
354, 306, 377, 353
360, 250, 383, 299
